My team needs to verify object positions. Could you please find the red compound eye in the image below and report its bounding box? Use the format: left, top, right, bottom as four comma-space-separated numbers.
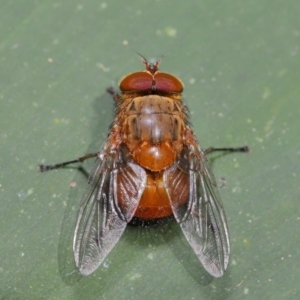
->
119, 56, 184, 93
119, 71, 184, 93
119, 72, 152, 92
154, 72, 183, 93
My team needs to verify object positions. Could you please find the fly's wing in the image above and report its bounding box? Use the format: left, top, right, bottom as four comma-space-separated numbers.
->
164, 145, 230, 277
73, 149, 146, 275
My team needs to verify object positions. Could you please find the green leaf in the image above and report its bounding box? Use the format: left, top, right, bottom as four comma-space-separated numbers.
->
1, 0, 299, 299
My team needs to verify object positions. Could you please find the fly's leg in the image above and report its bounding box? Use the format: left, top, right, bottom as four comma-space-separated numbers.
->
106, 87, 122, 104
39, 152, 98, 172
204, 146, 249, 156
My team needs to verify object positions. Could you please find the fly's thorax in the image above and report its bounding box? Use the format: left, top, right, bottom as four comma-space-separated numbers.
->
120, 95, 187, 171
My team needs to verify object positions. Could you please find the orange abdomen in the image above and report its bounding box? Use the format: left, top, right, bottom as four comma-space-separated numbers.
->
134, 171, 172, 219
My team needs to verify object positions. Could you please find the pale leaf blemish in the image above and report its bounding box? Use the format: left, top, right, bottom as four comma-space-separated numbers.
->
189, 78, 196, 84
164, 26, 177, 37
147, 253, 154, 260
129, 273, 141, 281
262, 87, 270, 99
100, 3, 107, 9
96, 63, 110, 72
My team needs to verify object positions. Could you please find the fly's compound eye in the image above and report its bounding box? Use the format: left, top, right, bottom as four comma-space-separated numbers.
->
154, 72, 184, 93
119, 71, 184, 93
119, 72, 153, 92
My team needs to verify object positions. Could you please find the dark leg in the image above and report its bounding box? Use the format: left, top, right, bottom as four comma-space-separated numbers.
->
204, 146, 249, 156
106, 87, 117, 96
106, 87, 121, 103
39, 152, 98, 172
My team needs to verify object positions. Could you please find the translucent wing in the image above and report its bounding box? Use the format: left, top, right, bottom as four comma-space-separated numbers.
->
73, 147, 146, 275
164, 145, 230, 277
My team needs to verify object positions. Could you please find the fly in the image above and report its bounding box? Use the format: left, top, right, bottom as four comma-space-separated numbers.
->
39, 55, 249, 277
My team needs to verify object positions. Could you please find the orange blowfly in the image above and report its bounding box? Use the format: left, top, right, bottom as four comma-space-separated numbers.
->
39, 55, 249, 277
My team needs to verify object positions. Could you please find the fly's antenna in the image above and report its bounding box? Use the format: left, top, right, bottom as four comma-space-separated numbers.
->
131, 49, 149, 66
131, 49, 170, 74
